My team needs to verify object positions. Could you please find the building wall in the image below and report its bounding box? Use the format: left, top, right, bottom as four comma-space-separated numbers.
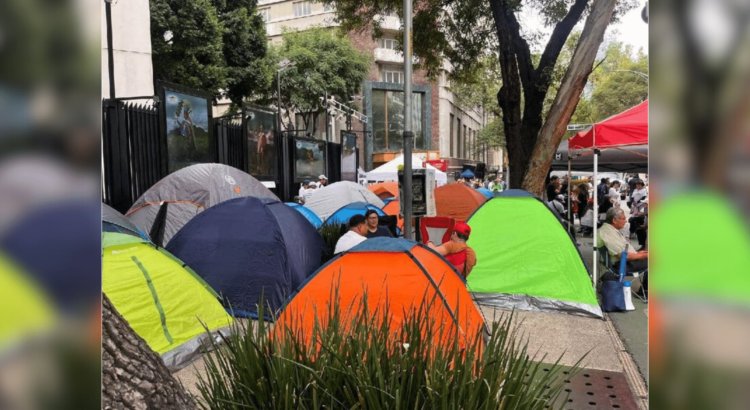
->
101, 0, 154, 98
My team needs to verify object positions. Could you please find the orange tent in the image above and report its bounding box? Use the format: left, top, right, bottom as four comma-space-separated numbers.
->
382, 199, 403, 231
435, 183, 487, 222
367, 182, 399, 200
274, 238, 485, 348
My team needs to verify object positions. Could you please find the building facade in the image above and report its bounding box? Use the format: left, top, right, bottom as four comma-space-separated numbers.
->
258, 0, 504, 174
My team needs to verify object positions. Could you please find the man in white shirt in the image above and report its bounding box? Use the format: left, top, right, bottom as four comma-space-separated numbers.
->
597, 207, 648, 274
631, 180, 648, 205
298, 180, 310, 203
304, 182, 318, 203
334, 214, 368, 254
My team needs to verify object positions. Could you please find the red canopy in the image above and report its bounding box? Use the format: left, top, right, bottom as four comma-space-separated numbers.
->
568, 100, 648, 149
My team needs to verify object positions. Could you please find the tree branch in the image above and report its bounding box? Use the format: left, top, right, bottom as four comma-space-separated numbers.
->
505, 11, 535, 89
536, 0, 590, 86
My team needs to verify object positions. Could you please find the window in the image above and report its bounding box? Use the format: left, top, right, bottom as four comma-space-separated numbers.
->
380, 38, 399, 50
468, 128, 473, 159
449, 113, 455, 157
456, 118, 461, 158
293, 1, 312, 17
323, 4, 334, 12
259, 8, 271, 22
382, 68, 404, 84
372, 90, 424, 152
463, 125, 467, 159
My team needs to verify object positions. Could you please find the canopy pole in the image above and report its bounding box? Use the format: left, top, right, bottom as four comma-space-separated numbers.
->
567, 144, 572, 226
592, 126, 598, 288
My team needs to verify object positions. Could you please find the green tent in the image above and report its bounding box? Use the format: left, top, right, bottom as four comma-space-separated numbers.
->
466, 190, 602, 318
102, 231, 232, 370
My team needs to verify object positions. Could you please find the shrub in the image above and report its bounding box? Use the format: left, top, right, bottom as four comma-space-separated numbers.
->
196, 294, 574, 409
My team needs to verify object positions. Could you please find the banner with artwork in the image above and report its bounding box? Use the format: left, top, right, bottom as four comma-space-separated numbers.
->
341, 131, 357, 182
158, 82, 214, 173
244, 105, 277, 180
294, 138, 327, 182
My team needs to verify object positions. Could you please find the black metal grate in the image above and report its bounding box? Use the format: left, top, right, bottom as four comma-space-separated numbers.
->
529, 366, 639, 410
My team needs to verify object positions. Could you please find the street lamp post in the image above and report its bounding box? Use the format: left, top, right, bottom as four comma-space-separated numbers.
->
277, 59, 296, 201
403, 0, 414, 240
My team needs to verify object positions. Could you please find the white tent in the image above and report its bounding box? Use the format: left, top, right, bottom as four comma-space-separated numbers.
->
305, 181, 385, 221
366, 154, 448, 186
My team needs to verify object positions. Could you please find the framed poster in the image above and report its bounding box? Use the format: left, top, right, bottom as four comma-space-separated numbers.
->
293, 137, 327, 183
341, 131, 357, 182
243, 105, 277, 180
157, 82, 214, 174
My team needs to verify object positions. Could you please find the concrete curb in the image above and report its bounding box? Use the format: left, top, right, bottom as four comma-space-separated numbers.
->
604, 313, 648, 410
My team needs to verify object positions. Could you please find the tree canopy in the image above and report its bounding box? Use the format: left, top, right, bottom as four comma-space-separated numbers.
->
320, 0, 638, 194
150, 0, 272, 104
273, 27, 371, 132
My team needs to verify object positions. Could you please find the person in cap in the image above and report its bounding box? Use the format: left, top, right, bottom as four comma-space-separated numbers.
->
364, 209, 393, 238
334, 214, 368, 254
426, 221, 477, 278
318, 174, 328, 187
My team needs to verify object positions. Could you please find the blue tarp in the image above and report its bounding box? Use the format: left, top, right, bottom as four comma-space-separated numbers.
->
285, 202, 323, 229
460, 169, 475, 179
166, 197, 329, 319
324, 201, 386, 226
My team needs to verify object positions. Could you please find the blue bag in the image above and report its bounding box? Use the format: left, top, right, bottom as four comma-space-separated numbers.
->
601, 250, 628, 312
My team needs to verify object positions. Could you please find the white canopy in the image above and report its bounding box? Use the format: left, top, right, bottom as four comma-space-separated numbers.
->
366, 154, 448, 185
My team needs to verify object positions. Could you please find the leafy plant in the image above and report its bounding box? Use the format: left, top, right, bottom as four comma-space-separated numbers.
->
318, 223, 344, 259
196, 291, 577, 409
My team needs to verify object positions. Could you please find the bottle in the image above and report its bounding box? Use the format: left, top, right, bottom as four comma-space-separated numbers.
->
623, 280, 635, 311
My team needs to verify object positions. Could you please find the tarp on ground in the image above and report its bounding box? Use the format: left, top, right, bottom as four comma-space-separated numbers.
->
274, 238, 485, 348
166, 197, 329, 319
126, 164, 278, 245
102, 232, 232, 370
568, 100, 648, 149
286, 203, 323, 229
435, 183, 487, 222
305, 181, 385, 221
466, 190, 602, 318
368, 182, 399, 200
365, 154, 448, 185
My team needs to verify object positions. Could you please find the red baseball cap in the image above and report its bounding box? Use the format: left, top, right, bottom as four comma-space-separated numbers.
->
454, 222, 471, 237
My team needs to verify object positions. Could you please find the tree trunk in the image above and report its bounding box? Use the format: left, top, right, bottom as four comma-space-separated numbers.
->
102, 295, 197, 410
521, 0, 618, 196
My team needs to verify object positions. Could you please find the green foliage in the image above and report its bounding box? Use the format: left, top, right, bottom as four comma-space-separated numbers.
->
318, 222, 344, 259
150, 0, 272, 104
196, 292, 576, 409
273, 27, 371, 131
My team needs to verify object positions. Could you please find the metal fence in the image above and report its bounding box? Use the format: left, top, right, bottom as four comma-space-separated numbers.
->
102, 99, 163, 213
214, 115, 247, 172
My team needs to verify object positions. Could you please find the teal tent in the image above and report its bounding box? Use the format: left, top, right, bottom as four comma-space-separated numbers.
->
466, 190, 602, 318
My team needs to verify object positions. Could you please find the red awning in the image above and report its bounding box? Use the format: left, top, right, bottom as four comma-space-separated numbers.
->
568, 100, 648, 149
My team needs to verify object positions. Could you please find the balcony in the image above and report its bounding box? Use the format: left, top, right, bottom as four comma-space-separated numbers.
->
374, 47, 404, 64
375, 15, 402, 31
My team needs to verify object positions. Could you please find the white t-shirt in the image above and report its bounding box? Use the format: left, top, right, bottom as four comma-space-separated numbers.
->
632, 187, 648, 203
304, 188, 317, 203
334, 230, 367, 254
609, 187, 620, 198
298, 186, 307, 200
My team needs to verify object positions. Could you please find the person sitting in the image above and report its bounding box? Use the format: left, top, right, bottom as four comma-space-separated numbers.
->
426, 222, 477, 278
364, 209, 393, 239
334, 214, 368, 254
597, 208, 648, 277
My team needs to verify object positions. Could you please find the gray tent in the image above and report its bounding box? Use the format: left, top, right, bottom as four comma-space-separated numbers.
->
102, 203, 149, 240
126, 164, 278, 245
305, 181, 384, 221
551, 140, 648, 173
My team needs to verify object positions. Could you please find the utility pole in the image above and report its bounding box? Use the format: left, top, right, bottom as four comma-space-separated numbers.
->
105, 0, 116, 99
402, 0, 413, 240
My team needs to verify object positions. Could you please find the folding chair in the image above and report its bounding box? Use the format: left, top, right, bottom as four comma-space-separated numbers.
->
597, 245, 648, 303
418, 216, 456, 245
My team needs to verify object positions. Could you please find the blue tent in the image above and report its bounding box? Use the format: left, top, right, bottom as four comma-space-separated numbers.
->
476, 188, 494, 200
324, 201, 386, 226
382, 197, 398, 206
285, 202, 323, 228
166, 197, 329, 319
460, 169, 475, 179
